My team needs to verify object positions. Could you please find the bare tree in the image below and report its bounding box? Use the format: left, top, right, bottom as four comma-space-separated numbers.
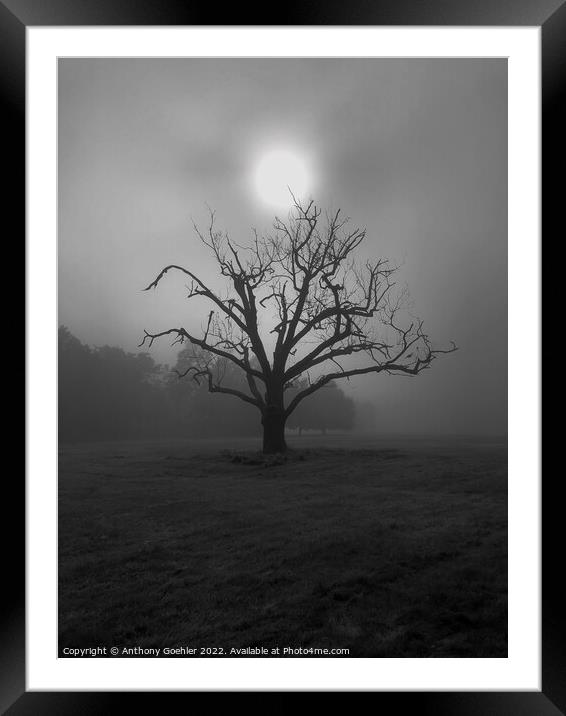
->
141, 198, 457, 453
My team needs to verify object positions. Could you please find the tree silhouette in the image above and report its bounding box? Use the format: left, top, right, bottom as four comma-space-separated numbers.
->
59, 326, 170, 441
286, 380, 355, 435
141, 198, 456, 453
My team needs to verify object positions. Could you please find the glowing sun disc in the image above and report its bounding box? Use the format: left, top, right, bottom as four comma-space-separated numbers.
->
254, 149, 311, 209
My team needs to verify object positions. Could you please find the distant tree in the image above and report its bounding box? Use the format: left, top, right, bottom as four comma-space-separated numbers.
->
354, 400, 377, 434
59, 326, 93, 440
58, 326, 169, 441
287, 381, 355, 435
169, 346, 259, 438
141, 197, 456, 453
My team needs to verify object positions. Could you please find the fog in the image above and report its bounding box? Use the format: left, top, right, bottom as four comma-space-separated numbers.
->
58, 58, 507, 436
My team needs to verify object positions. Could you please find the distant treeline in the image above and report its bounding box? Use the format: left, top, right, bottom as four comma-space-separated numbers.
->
58, 326, 376, 442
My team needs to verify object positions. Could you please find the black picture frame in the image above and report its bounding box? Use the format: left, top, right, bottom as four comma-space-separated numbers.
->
6, 0, 558, 711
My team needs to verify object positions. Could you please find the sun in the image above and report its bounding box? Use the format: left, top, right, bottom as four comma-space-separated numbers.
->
253, 148, 311, 209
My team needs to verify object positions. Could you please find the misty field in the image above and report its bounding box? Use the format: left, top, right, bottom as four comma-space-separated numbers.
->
58, 435, 507, 658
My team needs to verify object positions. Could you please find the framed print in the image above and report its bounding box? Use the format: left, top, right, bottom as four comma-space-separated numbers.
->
5, 0, 559, 711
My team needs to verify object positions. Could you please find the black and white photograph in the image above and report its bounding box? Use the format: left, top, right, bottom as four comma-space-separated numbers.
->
56, 56, 509, 660
0, 0, 555, 705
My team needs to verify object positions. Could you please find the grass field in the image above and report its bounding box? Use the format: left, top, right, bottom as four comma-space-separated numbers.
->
58, 434, 507, 657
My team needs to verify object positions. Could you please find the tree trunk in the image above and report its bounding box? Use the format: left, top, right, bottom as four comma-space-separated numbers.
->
262, 406, 287, 454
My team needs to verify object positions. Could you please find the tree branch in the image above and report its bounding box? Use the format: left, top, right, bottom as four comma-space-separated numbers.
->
143, 264, 247, 331
138, 327, 265, 382
285, 341, 457, 417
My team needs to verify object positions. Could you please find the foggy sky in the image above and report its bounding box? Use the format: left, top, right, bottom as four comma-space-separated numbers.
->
58, 58, 507, 436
